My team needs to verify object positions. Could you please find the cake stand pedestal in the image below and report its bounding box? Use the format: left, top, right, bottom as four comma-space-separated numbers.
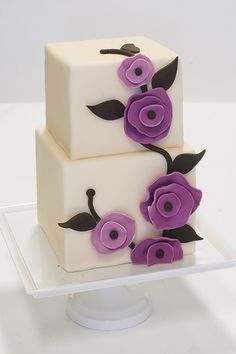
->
0, 203, 236, 331
67, 286, 152, 330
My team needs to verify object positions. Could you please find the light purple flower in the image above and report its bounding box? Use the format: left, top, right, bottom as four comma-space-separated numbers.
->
131, 237, 183, 265
140, 172, 202, 230
91, 212, 136, 254
118, 54, 155, 88
124, 88, 172, 144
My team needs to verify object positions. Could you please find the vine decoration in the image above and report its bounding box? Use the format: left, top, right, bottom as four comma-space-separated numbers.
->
59, 189, 136, 255
58, 43, 205, 266
87, 43, 205, 175
58, 188, 203, 266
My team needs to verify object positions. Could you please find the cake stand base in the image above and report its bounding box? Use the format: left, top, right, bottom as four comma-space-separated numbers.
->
66, 286, 152, 330
1, 203, 236, 331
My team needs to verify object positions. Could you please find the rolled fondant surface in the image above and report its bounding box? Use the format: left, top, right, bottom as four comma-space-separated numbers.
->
36, 128, 195, 272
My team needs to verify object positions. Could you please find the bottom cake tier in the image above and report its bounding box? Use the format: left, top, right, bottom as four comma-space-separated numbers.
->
36, 128, 200, 272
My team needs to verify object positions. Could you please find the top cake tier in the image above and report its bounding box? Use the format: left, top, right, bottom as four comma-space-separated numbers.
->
45, 36, 183, 160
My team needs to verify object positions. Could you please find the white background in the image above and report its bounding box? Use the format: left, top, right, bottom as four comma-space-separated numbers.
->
0, 1, 236, 352
0, 0, 236, 102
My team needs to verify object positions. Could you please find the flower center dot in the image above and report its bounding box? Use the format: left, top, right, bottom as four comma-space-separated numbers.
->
135, 67, 143, 76
164, 202, 173, 212
147, 110, 156, 120
109, 230, 119, 240
155, 249, 165, 259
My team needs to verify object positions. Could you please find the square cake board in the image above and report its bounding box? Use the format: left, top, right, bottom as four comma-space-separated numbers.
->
0, 203, 235, 300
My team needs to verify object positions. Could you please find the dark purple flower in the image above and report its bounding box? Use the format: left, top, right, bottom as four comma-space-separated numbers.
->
118, 54, 155, 88
140, 172, 202, 230
124, 88, 172, 144
131, 237, 183, 265
91, 212, 136, 254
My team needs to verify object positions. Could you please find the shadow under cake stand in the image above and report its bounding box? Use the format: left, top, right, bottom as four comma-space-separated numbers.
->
0, 203, 235, 331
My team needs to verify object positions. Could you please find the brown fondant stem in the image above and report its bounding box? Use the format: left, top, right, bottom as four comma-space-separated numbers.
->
142, 144, 173, 174
100, 49, 134, 57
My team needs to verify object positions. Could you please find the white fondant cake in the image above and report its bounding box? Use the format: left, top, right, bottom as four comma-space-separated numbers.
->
36, 128, 195, 272
36, 36, 205, 272
45, 37, 183, 159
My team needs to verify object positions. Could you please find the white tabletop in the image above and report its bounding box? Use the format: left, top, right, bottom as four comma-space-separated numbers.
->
0, 102, 235, 354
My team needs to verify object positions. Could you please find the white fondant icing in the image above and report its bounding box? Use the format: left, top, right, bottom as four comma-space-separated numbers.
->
45, 36, 183, 160
36, 128, 195, 272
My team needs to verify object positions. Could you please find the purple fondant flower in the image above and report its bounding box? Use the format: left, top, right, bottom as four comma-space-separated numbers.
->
131, 237, 183, 265
91, 212, 136, 254
140, 172, 202, 230
118, 54, 155, 88
124, 88, 172, 144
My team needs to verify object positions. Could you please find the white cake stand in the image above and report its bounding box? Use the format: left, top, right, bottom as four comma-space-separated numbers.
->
0, 203, 235, 331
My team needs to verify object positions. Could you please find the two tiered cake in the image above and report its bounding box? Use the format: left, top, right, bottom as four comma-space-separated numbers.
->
36, 36, 205, 272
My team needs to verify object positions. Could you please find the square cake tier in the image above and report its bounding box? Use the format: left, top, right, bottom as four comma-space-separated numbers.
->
45, 36, 183, 160
36, 128, 195, 272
